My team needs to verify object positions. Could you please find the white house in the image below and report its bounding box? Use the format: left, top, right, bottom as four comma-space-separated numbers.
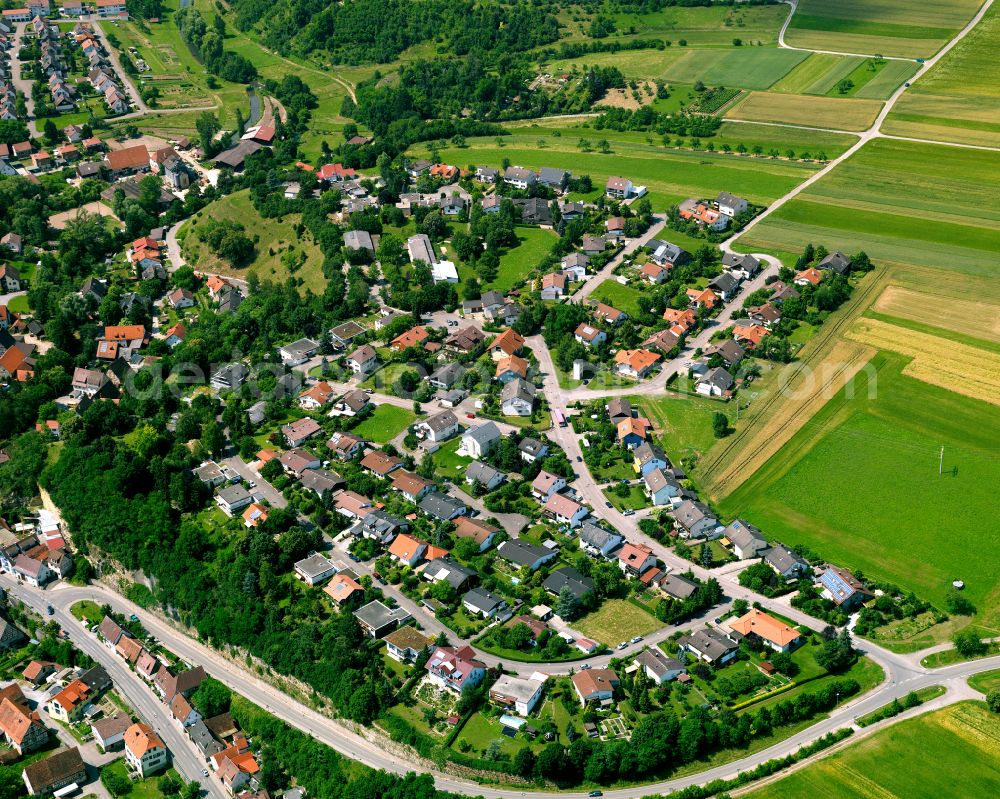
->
531, 470, 566, 501
644, 467, 680, 506
490, 674, 545, 716
416, 410, 459, 442
461, 421, 501, 458
716, 191, 748, 218
543, 492, 588, 528
346, 344, 378, 375
124, 724, 169, 777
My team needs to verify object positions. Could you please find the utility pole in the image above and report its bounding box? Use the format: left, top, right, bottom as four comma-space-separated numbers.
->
939, 446, 944, 475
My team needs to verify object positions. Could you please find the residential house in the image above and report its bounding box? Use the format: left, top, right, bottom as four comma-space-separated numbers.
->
154, 667, 206, 704
819, 566, 873, 610
614, 349, 660, 379
503, 166, 536, 190
729, 608, 802, 653
299, 381, 335, 411
452, 517, 499, 552
426, 646, 486, 693
704, 339, 745, 368
462, 421, 501, 458
429, 362, 466, 390
353, 600, 411, 639
640, 262, 669, 285
818, 251, 851, 275
747, 302, 781, 328
465, 461, 505, 491
673, 499, 718, 539
543, 567, 595, 601
648, 239, 690, 268
422, 557, 476, 591
443, 325, 486, 355
327, 432, 365, 460
726, 520, 768, 560
764, 545, 811, 580
282, 417, 322, 447
343, 229, 374, 253
531, 470, 566, 502
539, 272, 566, 301
571, 668, 619, 706
345, 344, 378, 376
695, 366, 733, 397
22, 747, 87, 796
497, 539, 557, 572
581, 235, 606, 255
388, 534, 428, 567
605, 176, 633, 199
560, 252, 589, 281
91, 713, 130, 751
104, 144, 149, 177
418, 492, 467, 521
215, 485, 252, 516
462, 588, 506, 619
331, 389, 369, 417
594, 302, 627, 326
644, 467, 680, 506
416, 409, 459, 442
794, 267, 823, 287
606, 398, 633, 426
360, 449, 402, 478
618, 543, 655, 577
124, 724, 168, 777
170, 694, 201, 727
678, 199, 728, 231
490, 328, 525, 360
517, 437, 548, 462
279, 337, 319, 366
323, 573, 364, 607
722, 252, 761, 280
616, 416, 651, 448
0, 685, 47, 754
574, 323, 606, 348
390, 326, 429, 352
299, 468, 345, 498
384, 626, 432, 663
543, 493, 588, 528
633, 441, 669, 477
733, 322, 769, 350
241, 503, 268, 528
678, 628, 740, 665
495, 355, 528, 383
294, 553, 337, 586
687, 286, 719, 310
716, 192, 748, 218
708, 272, 741, 302
499, 377, 536, 418
635, 648, 685, 685
391, 470, 433, 503
577, 522, 622, 558
490, 674, 545, 716
334, 491, 374, 520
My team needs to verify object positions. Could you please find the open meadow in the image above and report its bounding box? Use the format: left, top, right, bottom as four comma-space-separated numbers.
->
575, 599, 661, 645
719, 352, 1000, 639
885, 3, 1000, 147
745, 702, 1000, 799
740, 138, 1000, 279
784, 0, 984, 59
178, 190, 328, 292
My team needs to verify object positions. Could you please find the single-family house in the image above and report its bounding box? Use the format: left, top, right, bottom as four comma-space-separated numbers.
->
543, 493, 588, 528
726, 519, 768, 560
577, 522, 622, 558
618, 543, 655, 577
729, 608, 802, 653
571, 668, 619, 706
426, 646, 486, 693
463, 587, 506, 619
497, 539, 557, 572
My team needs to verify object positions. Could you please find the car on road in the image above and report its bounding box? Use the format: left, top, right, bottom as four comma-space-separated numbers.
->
714, 616, 724, 624
623, 508, 635, 516
579, 663, 591, 670
202, 770, 209, 778
247, 480, 256, 488
466, 413, 475, 419
589, 791, 603, 797
576, 456, 583, 462
129, 614, 138, 621
630, 636, 643, 644
46, 605, 54, 616
605, 501, 613, 509
348, 553, 360, 562
616, 641, 627, 650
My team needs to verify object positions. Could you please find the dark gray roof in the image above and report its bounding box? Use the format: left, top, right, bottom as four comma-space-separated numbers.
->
424, 557, 476, 589
818, 251, 851, 274
465, 421, 501, 446
659, 574, 698, 600
466, 461, 504, 485
679, 628, 739, 661
518, 437, 546, 457
635, 647, 685, 678
353, 600, 409, 631
726, 519, 766, 551
542, 567, 594, 599
498, 539, 554, 568
577, 522, 621, 551
187, 720, 224, 757
463, 587, 505, 614
764, 545, 809, 575
418, 492, 467, 520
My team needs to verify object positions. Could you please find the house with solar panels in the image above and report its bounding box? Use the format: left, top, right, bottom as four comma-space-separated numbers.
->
818, 566, 874, 611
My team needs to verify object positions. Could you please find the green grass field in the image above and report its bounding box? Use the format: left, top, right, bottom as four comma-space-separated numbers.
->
785, 0, 984, 58
720, 353, 1000, 638
771, 53, 864, 95
546, 47, 808, 90
350, 405, 416, 444
424, 136, 819, 212
969, 669, 1000, 695
742, 138, 1000, 279
576, 599, 661, 645
636, 393, 724, 464
589, 280, 647, 317
179, 190, 328, 292
7, 295, 30, 313
745, 702, 1000, 798
448, 226, 557, 293
885, 4, 1000, 147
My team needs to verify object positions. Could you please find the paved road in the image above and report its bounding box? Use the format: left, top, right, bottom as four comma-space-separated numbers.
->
0, 575, 225, 799
8, 577, 1000, 799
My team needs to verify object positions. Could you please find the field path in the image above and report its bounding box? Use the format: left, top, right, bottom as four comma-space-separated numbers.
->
725, 0, 996, 255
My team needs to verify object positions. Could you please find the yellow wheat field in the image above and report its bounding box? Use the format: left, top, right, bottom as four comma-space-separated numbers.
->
874, 285, 1000, 344
846, 317, 1000, 405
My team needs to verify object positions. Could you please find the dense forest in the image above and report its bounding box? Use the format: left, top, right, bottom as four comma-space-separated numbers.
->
229, 0, 560, 64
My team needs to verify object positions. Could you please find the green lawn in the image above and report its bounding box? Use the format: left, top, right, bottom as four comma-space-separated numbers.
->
720, 352, 1000, 639
743, 138, 1000, 280
786, 0, 984, 58
351, 405, 416, 444
969, 668, 1000, 695
179, 190, 328, 292
744, 702, 1000, 798
100, 759, 181, 799
431, 437, 473, 477
589, 280, 648, 317
576, 599, 661, 645
636, 393, 726, 465
70, 600, 103, 624
7, 295, 30, 313
453, 226, 558, 293
603, 485, 649, 512
921, 641, 1000, 669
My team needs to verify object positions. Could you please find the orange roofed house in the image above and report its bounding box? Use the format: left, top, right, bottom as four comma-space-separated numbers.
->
489, 328, 525, 360
0, 684, 49, 754
104, 144, 150, 177
678, 199, 728, 231
97, 324, 146, 360
686, 287, 718, 310
614, 349, 660, 380
729, 608, 802, 653
124, 723, 169, 777
390, 325, 430, 352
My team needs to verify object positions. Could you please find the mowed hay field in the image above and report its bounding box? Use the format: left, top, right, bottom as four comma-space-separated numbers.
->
725, 91, 881, 131
885, 4, 1000, 147
745, 702, 1000, 799
785, 0, 984, 58
871, 286, 1000, 347
770, 53, 918, 99
719, 352, 1000, 636
423, 136, 821, 210
178, 190, 328, 293
741, 139, 1000, 279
